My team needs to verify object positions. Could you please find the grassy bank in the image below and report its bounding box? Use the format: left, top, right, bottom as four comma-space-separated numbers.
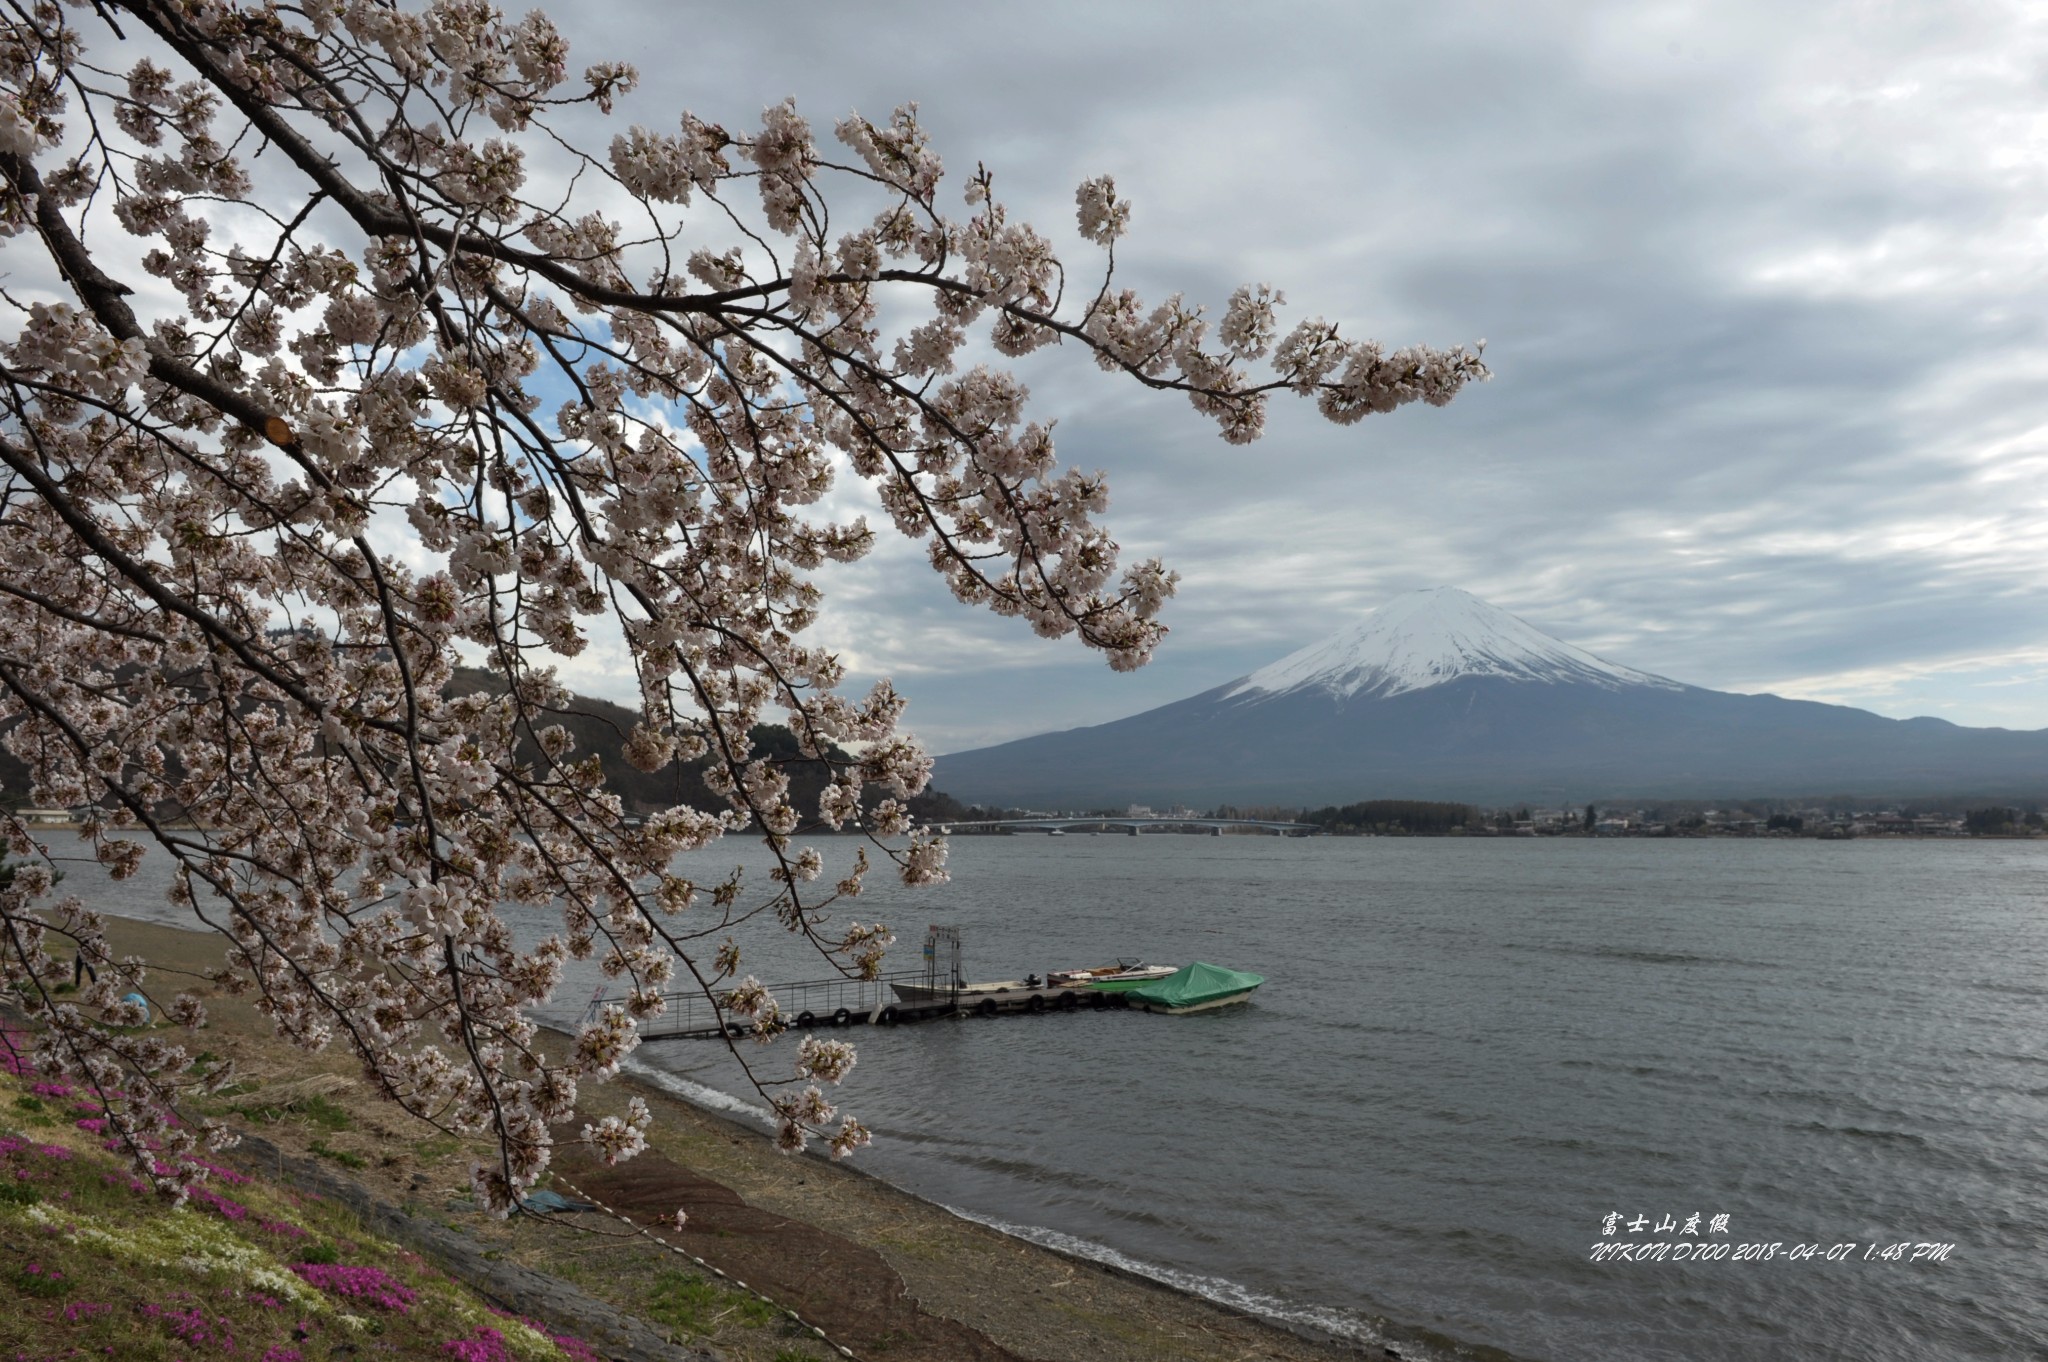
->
2, 915, 1383, 1362
0, 1040, 607, 1362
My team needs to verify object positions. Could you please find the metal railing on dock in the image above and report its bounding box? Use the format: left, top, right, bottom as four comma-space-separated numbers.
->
609, 970, 949, 1042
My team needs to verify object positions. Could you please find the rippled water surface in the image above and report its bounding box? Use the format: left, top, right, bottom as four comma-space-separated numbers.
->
72, 834, 2048, 1361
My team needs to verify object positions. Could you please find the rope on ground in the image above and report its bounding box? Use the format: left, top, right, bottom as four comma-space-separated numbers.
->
552, 1172, 861, 1362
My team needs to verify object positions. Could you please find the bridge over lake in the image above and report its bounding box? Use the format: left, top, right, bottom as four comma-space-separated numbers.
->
932, 816, 1318, 836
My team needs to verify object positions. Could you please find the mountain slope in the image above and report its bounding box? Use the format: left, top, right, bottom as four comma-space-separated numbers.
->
1223, 586, 1679, 701
932, 589, 2048, 807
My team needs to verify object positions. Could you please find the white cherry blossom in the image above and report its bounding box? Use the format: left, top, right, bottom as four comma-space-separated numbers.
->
0, 0, 1483, 1213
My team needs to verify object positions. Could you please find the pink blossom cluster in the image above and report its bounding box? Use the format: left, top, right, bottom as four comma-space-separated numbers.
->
287, 1262, 417, 1313
441, 1326, 514, 1361
187, 1185, 252, 1222
0, 0, 1482, 1207
484, 1306, 600, 1362
142, 1303, 235, 1350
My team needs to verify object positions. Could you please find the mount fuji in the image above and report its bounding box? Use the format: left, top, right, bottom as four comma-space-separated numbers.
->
930, 588, 2048, 807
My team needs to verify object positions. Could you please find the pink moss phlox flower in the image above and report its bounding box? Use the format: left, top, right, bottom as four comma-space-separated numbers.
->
288, 1263, 416, 1313
481, 1306, 599, 1361
74, 1118, 105, 1134
259, 1218, 309, 1238
62, 1300, 110, 1323
142, 1304, 234, 1350
29, 1081, 72, 1098
441, 1326, 514, 1361
195, 1158, 248, 1185
261, 1349, 304, 1362
551, 1333, 601, 1362
34, 1144, 71, 1161
189, 1186, 251, 1221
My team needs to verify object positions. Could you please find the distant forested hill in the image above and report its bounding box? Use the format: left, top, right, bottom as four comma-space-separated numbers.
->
0, 664, 852, 827
442, 666, 850, 819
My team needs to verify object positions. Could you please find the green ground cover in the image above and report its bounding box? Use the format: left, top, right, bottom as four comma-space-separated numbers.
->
0, 1026, 598, 1362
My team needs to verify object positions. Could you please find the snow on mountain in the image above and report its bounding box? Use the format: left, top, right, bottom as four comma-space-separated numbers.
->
933, 584, 2048, 807
1223, 587, 1683, 702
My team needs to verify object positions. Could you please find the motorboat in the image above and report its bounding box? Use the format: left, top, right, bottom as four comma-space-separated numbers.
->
889, 959, 1175, 1013
1124, 961, 1265, 1014
888, 975, 1028, 1004
1045, 961, 1176, 991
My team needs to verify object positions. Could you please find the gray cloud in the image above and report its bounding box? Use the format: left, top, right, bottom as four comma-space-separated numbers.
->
542, 2, 2048, 751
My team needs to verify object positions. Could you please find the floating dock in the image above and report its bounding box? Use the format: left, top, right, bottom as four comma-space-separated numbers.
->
610, 971, 1140, 1042
604, 924, 1149, 1042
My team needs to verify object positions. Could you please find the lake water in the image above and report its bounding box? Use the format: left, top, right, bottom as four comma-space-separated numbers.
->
54, 833, 2048, 1361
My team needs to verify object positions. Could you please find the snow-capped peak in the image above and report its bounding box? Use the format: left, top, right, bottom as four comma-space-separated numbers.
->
1223, 587, 1682, 702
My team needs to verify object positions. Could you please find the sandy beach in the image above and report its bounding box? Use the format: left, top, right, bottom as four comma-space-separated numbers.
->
73, 913, 1401, 1362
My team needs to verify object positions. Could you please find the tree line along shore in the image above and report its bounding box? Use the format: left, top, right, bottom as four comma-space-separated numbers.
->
913, 793, 2048, 839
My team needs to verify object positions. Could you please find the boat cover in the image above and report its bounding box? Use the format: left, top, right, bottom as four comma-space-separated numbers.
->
1127, 961, 1264, 1009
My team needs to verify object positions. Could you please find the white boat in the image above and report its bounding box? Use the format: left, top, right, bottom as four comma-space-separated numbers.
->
889, 960, 1175, 1014
1045, 962, 1176, 991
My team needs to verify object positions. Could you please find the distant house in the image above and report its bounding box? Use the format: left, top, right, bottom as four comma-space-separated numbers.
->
14, 808, 74, 825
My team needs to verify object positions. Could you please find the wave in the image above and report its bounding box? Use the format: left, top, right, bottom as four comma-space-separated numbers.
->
621, 1058, 772, 1125
1790, 1120, 1930, 1147
1510, 943, 1779, 969
1971, 981, 2048, 999
933, 1203, 1433, 1355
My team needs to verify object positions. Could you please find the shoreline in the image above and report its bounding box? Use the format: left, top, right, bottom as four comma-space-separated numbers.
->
71, 909, 1501, 1362
554, 1024, 1505, 1362
606, 1051, 1482, 1361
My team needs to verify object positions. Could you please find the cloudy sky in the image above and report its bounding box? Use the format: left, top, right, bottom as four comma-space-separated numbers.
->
544, 1, 2048, 753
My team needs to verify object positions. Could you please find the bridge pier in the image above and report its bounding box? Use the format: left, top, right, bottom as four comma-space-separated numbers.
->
1128, 824, 1140, 836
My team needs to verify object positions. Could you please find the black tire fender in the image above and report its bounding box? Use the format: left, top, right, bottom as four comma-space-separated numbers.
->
1027, 994, 1047, 1015
832, 1007, 852, 1028
795, 1010, 817, 1030
1057, 991, 1079, 1011
975, 998, 998, 1018
878, 1006, 900, 1026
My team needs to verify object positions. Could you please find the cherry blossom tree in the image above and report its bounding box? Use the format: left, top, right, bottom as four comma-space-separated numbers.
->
0, 0, 1486, 1209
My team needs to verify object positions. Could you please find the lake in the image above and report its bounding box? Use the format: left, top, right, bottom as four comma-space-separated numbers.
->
58, 832, 2048, 1361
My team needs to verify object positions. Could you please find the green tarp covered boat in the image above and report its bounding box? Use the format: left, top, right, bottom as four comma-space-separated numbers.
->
1125, 961, 1265, 1014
